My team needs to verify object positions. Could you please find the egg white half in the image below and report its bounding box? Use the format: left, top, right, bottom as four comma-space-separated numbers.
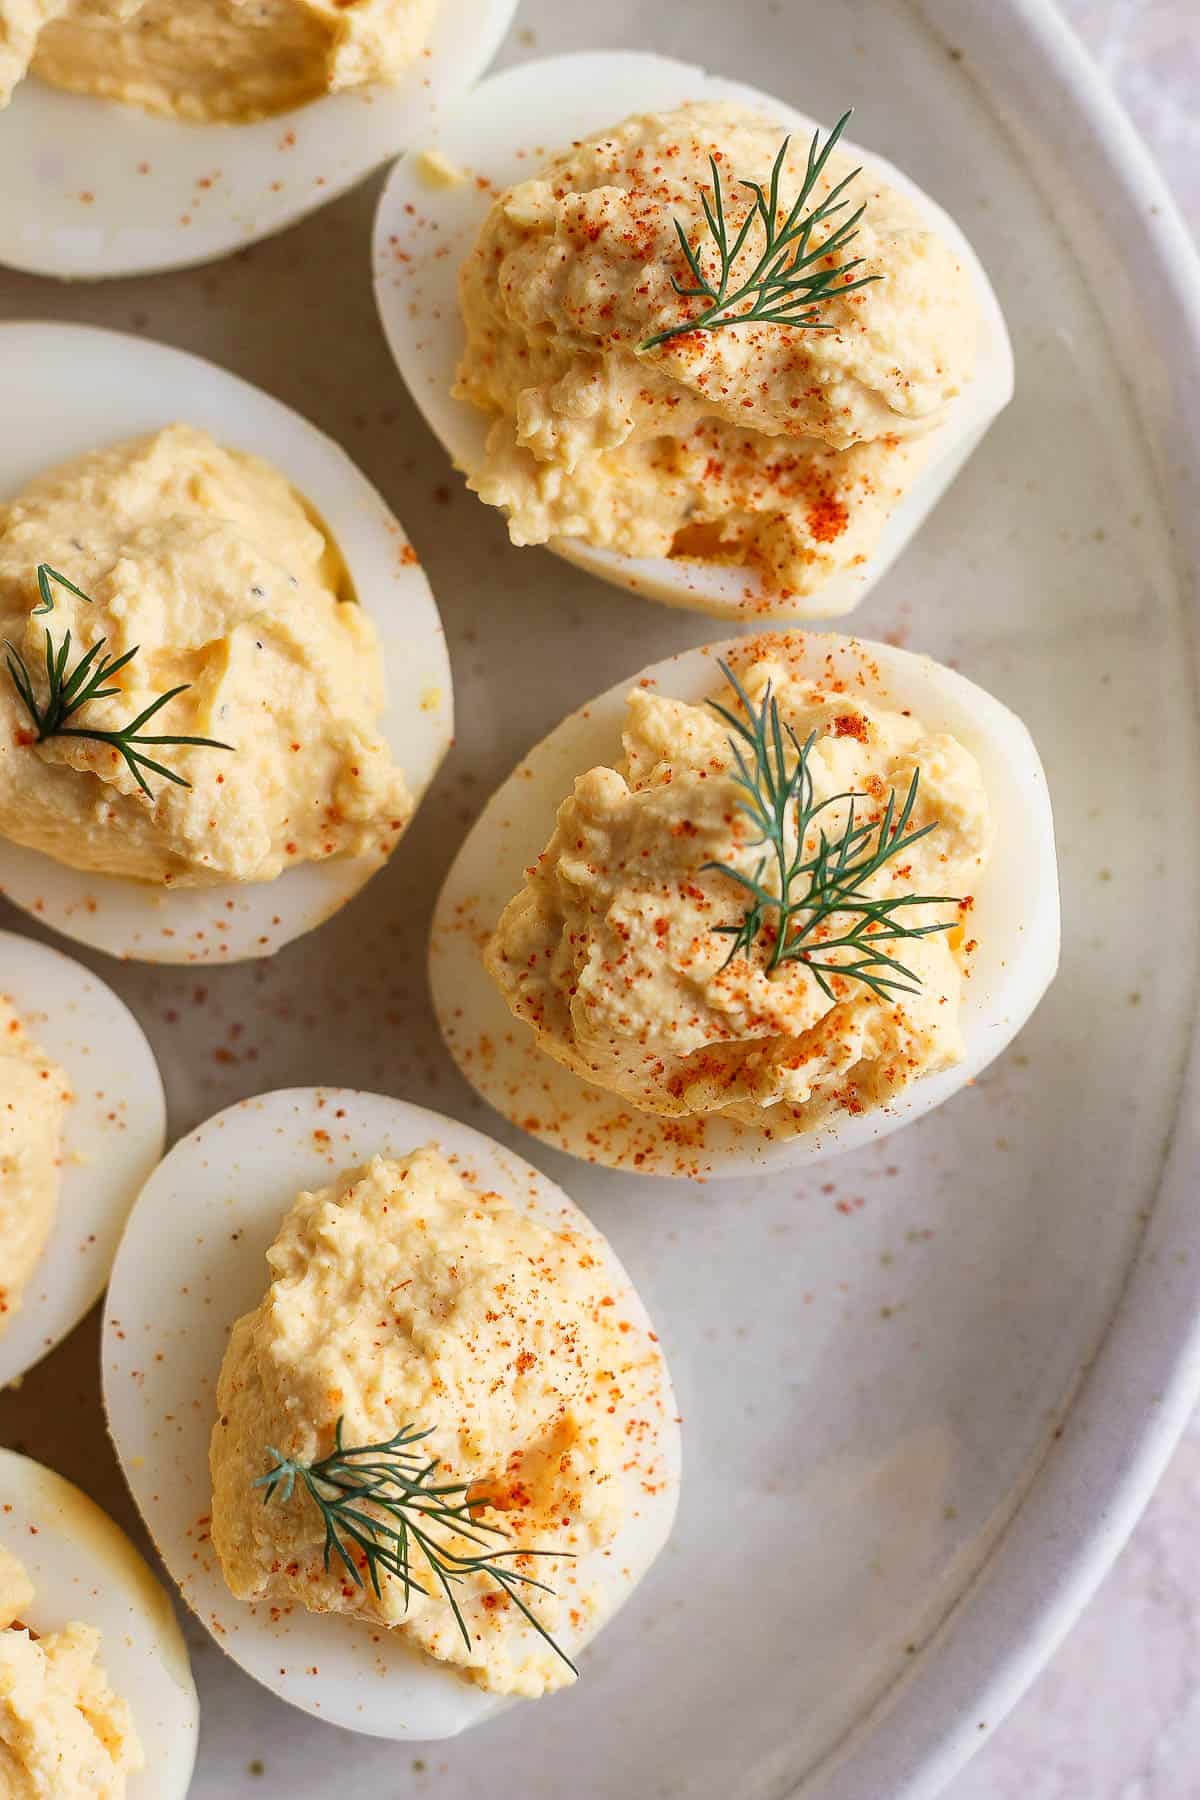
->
372, 50, 1014, 621
0, 0, 518, 280
0, 1449, 198, 1798
429, 632, 1061, 1179
0, 929, 165, 1388
102, 1087, 682, 1739
0, 320, 452, 965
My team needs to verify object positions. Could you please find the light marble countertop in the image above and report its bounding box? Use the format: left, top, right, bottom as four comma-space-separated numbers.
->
951, 11, 1200, 1797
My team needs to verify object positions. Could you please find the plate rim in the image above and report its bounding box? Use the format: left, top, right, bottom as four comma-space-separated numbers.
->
798, 2, 1200, 1795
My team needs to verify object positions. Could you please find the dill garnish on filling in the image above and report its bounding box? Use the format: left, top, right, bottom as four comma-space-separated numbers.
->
4, 562, 233, 799
704, 661, 960, 998
641, 109, 882, 351
257, 1417, 576, 1676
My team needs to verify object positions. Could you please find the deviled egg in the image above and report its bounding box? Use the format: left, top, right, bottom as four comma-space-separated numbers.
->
103, 1088, 680, 1737
0, 0, 519, 279
430, 632, 1060, 1178
374, 51, 1013, 620
0, 928, 164, 1387
0, 320, 452, 964
0, 1449, 197, 1797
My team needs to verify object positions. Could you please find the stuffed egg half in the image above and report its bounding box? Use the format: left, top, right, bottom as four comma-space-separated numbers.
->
0, 928, 164, 1387
0, 321, 451, 965
373, 51, 1013, 621
0, 1448, 197, 1799
430, 631, 1060, 1178
0, 0, 520, 279
102, 1088, 681, 1738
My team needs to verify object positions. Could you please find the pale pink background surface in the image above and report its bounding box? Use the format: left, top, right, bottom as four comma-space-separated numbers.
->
950, 16, 1200, 1799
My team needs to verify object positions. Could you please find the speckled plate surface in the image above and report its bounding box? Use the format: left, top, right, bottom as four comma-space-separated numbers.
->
0, 1, 1197, 1797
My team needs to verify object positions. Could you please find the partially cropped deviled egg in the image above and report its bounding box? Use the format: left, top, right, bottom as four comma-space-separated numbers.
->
0, 320, 452, 964
430, 631, 1060, 1178
0, 1449, 197, 1798
0, 0, 519, 279
103, 1088, 680, 1737
374, 51, 1013, 621
0, 928, 164, 1387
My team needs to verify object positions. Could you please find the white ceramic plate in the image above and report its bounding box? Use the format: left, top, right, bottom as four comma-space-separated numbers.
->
0, 0, 518, 279
2, 1, 1198, 1796
102, 1089, 681, 1738
372, 51, 1014, 621
0, 929, 165, 1388
0, 1449, 198, 1799
430, 632, 1059, 1176
0, 321, 453, 965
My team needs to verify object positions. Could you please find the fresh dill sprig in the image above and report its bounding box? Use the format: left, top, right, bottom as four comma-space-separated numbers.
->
703, 661, 959, 1000
641, 110, 882, 351
256, 1418, 576, 1676
4, 563, 233, 800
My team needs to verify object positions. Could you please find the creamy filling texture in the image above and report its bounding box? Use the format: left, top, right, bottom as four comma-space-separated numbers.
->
486, 647, 994, 1133
0, 999, 71, 1337
0, 424, 411, 887
0, 1546, 144, 1798
455, 101, 979, 600
0, 0, 438, 118
209, 1148, 658, 1696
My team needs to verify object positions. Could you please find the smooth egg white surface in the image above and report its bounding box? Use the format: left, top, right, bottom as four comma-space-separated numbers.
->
372, 50, 1014, 621
0, 930, 164, 1388
0, 0, 518, 280
0, 321, 452, 966
102, 1088, 682, 1740
430, 633, 1061, 1179
0, 1449, 198, 1799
